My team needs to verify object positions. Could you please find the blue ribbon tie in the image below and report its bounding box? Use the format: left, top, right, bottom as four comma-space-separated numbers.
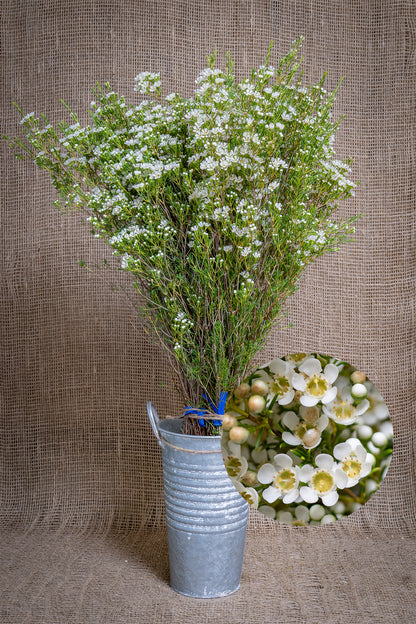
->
184, 391, 228, 428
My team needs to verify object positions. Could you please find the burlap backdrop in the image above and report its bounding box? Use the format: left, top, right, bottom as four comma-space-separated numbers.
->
1, 2, 415, 623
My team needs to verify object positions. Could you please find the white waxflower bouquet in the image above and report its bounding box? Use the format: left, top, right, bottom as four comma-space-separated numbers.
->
7, 39, 359, 434
221, 353, 393, 522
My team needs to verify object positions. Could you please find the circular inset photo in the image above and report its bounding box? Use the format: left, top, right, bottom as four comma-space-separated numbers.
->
221, 353, 393, 524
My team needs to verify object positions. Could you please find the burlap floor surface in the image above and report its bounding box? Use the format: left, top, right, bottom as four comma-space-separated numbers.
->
1, 1, 415, 622
1, 524, 415, 624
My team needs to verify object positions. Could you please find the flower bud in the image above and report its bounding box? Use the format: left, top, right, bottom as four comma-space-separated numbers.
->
351, 383, 367, 400
372, 431, 388, 447
229, 426, 249, 445
222, 413, 238, 430
365, 479, 378, 495
309, 504, 325, 520
302, 428, 320, 448
357, 424, 373, 440
241, 470, 258, 487
321, 514, 336, 524
250, 379, 268, 396
247, 394, 266, 414
350, 370, 366, 384
235, 383, 250, 399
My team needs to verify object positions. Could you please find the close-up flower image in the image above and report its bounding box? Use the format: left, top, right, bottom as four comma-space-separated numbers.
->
221, 354, 393, 525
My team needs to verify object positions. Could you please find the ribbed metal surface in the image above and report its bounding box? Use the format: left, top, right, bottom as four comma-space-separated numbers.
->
158, 419, 249, 598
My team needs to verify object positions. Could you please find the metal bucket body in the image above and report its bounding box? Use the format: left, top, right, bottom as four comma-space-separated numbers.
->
158, 418, 249, 598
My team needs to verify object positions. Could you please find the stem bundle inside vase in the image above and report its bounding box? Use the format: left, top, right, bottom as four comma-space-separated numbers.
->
7, 38, 359, 434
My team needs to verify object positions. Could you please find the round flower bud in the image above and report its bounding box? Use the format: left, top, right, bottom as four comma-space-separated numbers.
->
365, 479, 378, 495
241, 470, 258, 487
367, 441, 380, 455
357, 424, 373, 440
229, 426, 249, 445
339, 427, 352, 441
250, 379, 268, 396
276, 510, 293, 524
258, 505, 276, 519
350, 370, 366, 384
331, 501, 346, 514
309, 504, 325, 521
321, 514, 336, 524
372, 431, 388, 447
235, 383, 250, 399
351, 383, 367, 400
302, 428, 320, 448
247, 394, 266, 414
221, 413, 238, 430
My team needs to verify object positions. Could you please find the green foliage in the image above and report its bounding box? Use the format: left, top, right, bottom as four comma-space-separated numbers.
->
8, 38, 359, 411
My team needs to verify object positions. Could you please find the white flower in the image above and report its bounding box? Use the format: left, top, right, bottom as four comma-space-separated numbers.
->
323, 383, 369, 425
260, 358, 295, 405
292, 357, 339, 406
299, 454, 348, 506
281, 408, 329, 449
333, 438, 373, 486
257, 453, 300, 504
234, 481, 259, 508
360, 383, 389, 425
285, 353, 313, 368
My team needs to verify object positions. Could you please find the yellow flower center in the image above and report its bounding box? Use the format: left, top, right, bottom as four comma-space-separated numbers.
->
290, 353, 307, 362
306, 374, 328, 397
311, 470, 334, 494
274, 468, 296, 492
341, 456, 362, 479
333, 400, 355, 421
272, 375, 290, 396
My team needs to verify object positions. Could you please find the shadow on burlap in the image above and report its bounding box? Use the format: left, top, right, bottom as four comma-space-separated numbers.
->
1, 1, 415, 622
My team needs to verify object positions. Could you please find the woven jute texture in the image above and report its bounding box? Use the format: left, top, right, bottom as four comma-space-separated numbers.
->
1, 1, 415, 622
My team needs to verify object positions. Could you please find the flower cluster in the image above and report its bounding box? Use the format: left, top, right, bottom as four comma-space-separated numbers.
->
9, 39, 359, 426
221, 354, 393, 523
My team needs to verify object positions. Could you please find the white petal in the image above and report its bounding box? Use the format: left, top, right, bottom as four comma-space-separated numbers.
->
242, 487, 259, 508
317, 413, 329, 432
282, 431, 301, 446
268, 358, 288, 376
251, 448, 268, 465
291, 372, 306, 391
257, 463, 276, 484
324, 363, 339, 384
278, 389, 295, 405
373, 402, 389, 420
228, 441, 242, 457
300, 394, 319, 407
300, 486, 319, 503
315, 454, 334, 470
354, 399, 370, 416
298, 464, 314, 482
282, 411, 299, 430
333, 442, 350, 460
321, 386, 337, 404
282, 489, 299, 504
334, 468, 348, 489
262, 485, 280, 503
300, 357, 322, 376
272, 453, 293, 469
321, 491, 339, 506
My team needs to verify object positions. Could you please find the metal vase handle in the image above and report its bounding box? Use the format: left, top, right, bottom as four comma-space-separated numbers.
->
147, 401, 162, 446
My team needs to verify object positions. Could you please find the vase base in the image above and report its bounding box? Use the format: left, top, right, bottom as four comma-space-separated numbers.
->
170, 583, 240, 599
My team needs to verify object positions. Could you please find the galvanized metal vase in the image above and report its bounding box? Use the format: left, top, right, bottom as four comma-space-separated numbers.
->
147, 402, 249, 598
